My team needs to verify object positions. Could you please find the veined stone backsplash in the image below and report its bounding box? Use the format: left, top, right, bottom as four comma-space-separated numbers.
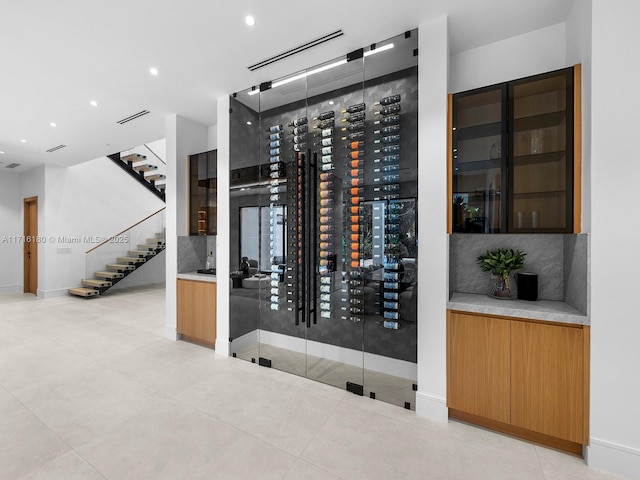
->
178, 235, 216, 273
449, 233, 589, 315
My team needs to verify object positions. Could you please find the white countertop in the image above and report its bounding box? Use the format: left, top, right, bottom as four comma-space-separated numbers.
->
177, 272, 217, 283
448, 292, 589, 325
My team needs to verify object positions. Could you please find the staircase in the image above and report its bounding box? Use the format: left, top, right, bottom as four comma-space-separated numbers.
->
68, 232, 166, 298
108, 151, 166, 201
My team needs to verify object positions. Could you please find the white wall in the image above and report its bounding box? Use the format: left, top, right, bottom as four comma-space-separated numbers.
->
588, 0, 640, 477
415, 16, 449, 422
165, 115, 209, 341
0, 173, 23, 292
566, 0, 592, 233
215, 97, 230, 355
32, 160, 165, 298
449, 22, 567, 94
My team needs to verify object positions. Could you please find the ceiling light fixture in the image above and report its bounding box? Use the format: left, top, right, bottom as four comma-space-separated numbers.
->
0, 151, 4, 154
150, 67, 159, 76
248, 43, 394, 96
246, 121, 252, 125
50, 122, 56, 127
245, 15, 255, 26
90, 100, 98, 106
21, 139, 26, 143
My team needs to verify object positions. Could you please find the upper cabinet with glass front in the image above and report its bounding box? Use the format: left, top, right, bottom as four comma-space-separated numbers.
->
450, 66, 581, 233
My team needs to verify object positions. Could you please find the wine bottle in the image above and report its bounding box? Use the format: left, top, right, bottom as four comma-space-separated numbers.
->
342, 103, 365, 114
321, 155, 333, 164
373, 124, 400, 135
320, 163, 334, 171
293, 143, 307, 152
320, 276, 332, 284
341, 131, 366, 141
319, 190, 333, 198
319, 199, 334, 207
373, 154, 401, 164
383, 301, 399, 310
388, 203, 403, 213
319, 181, 333, 190
319, 233, 333, 242
386, 213, 401, 222
319, 172, 332, 181
314, 119, 335, 130
374, 114, 401, 125
383, 174, 400, 183
347, 150, 365, 160
349, 187, 364, 196
267, 124, 283, 133
384, 272, 400, 281
341, 120, 365, 132
350, 242, 360, 251
269, 140, 281, 148
349, 205, 361, 214
383, 320, 399, 329
348, 168, 361, 178
321, 146, 333, 155
269, 155, 281, 163
313, 111, 335, 121
319, 285, 331, 293
342, 111, 366, 123
350, 178, 363, 187
374, 145, 400, 154
345, 141, 365, 150
383, 282, 399, 290
319, 128, 334, 138
315, 138, 332, 147
383, 311, 400, 320
269, 133, 282, 141
375, 104, 401, 116
293, 125, 308, 135
269, 148, 280, 156
373, 134, 401, 144
293, 135, 306, 144
289, 117, 307, 127
319, 241, 333, 249
383, 164, 400, 172
375, 94, 401, 106
384, 291, 399, 300
348, 159, 364, 169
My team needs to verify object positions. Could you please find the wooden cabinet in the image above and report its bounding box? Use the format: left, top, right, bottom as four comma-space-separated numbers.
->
447, 313, 511, 423
177, 279, 216, 347
448, 65, 581, 234
447, 310, 589, 454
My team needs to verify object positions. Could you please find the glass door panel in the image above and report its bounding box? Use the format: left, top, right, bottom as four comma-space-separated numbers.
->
452, 86, 507, 233
362, 31, 419, 409
509, 69, 573, 232
305, 54, 366, 394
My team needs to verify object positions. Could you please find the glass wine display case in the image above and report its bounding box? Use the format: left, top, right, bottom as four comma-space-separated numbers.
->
228, 30, 419, 409
451, 66, 575, 233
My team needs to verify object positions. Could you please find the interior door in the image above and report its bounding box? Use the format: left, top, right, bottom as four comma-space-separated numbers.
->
23, 196, 38, 294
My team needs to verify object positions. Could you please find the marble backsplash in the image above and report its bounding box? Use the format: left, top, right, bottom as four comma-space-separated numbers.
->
449, 234, 590, 314
177, 235, 216, 273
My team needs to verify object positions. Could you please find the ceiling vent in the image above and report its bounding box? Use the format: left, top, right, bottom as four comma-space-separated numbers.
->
46, 144, 67, 153
117, 110, 150, 125
247, 29, 344, 72
6, 163, 20, 169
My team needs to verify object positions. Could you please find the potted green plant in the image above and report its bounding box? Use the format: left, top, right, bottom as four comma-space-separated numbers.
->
476, 248, 526, 299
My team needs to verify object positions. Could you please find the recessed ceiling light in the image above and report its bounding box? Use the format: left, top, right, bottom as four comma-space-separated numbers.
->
21, 139, 26, 143
246, 121, 252, 125
150, 67, 159, 76
90, 100, 98, 107
329, 101, 334, 105
50, 122, 57, 127
245, 15, 255, 26
0, 151, 4, 154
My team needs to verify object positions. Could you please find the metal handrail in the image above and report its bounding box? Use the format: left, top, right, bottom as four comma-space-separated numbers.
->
144, 143, 166, 165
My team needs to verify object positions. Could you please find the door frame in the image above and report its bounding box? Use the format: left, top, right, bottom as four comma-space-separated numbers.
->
23, 196, 38, 295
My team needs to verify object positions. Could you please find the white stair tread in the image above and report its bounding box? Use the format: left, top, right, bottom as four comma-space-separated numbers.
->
137, 244, 160, 250
147, 238, 165, 244
134, 164, 158, 172
122, 153, 146, 163
118, 256, 146, 263
69, 287, 99, 297
146, 174, 166, 182
82, 279, 111, 287
107, 263, 136, 271
94, 271, 125, 279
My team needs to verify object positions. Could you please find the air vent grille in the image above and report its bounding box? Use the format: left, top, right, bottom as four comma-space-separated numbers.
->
46, 144, 67, 153
247, 29, 344, 72
117, 110, 150, 125
6, 163, 20, 169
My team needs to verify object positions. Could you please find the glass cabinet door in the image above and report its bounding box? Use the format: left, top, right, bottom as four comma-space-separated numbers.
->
452, 85, 507, 233
509, 68, 574, 232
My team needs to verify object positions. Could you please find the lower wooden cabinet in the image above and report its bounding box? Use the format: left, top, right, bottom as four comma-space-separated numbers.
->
447, 310, 589, 454
177, 279, 216, 348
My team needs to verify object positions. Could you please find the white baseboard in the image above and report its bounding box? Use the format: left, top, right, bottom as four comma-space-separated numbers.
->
214, 338, 230, 356
586, 437, 640, 480
230, 329, 417, 380
164, 325, 179, 341
415, 391, 448, 423
37, 288, 70, 299
0, 284, 21, 294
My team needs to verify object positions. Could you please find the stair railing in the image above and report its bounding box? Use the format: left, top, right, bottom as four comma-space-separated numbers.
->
85, 208, 166, 284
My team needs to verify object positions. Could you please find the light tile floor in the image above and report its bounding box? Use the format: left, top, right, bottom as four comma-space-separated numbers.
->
0, 284, 629, 480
